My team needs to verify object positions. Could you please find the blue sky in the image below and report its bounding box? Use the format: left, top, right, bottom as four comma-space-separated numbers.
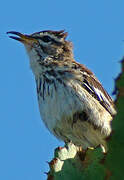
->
1, 0, 124, 180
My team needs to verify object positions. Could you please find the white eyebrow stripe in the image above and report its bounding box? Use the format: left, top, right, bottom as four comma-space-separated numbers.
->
39, 32, 63, 42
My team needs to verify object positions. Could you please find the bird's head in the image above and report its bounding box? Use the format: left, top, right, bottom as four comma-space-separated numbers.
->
7, 30, 73, 64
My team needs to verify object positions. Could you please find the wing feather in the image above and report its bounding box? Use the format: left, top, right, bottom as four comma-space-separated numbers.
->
71, 62, 116, 116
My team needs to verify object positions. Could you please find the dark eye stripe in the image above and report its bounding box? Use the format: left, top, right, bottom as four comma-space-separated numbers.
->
33, 36, 62, 45
41, 36, 52, 42
33, 36, 52, 42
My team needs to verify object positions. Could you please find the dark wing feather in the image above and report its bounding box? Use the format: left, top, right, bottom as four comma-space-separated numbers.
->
72, 62, 116, 116
82, 74, 116, 115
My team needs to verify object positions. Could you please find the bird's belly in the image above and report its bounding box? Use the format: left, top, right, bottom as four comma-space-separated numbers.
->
37, 80, 83, 134
36, 78, 112, 150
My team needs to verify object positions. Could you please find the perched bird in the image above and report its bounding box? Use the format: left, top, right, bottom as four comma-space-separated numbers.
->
7, 30, 116, 152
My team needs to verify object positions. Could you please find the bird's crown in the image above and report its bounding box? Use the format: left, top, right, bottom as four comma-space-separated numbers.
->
31, 30, 68, 42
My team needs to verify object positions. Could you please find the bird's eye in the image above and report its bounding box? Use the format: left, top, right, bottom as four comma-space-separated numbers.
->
41, 36, 52, 43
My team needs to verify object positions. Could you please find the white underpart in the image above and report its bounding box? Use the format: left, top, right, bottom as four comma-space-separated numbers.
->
36, 74, 112, 136
38, 78, 84, 131
25, 46, 113, 150
25, 45, 48, 75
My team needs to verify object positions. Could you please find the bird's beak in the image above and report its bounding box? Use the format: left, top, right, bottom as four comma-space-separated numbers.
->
7, 31, 38, 45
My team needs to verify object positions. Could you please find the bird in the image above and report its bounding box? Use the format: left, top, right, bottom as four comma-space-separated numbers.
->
7, 30, 116, 152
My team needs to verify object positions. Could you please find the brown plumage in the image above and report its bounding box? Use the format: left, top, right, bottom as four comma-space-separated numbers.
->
7, 30, 116, 152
